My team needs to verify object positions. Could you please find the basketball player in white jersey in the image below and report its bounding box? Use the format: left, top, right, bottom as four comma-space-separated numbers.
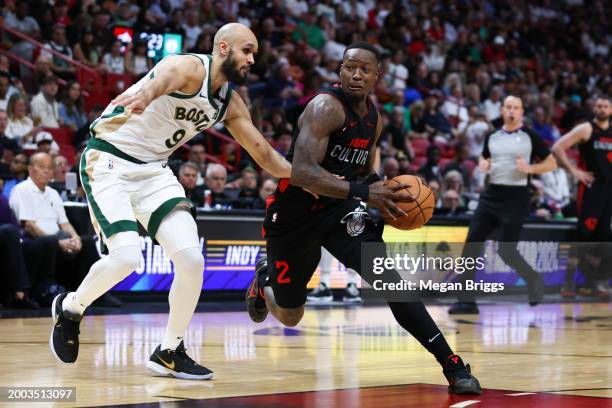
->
49, 23, 291, 380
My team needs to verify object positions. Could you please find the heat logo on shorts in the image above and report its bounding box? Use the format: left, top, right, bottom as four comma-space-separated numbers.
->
341, 206, 370, 237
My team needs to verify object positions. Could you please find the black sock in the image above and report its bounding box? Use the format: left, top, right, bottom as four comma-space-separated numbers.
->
388, 301, 454, 367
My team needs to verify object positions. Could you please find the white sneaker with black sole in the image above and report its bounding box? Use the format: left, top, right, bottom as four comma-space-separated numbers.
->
342, 283, 363, 304
307, 283, 333, 303
147, 341, 214, 380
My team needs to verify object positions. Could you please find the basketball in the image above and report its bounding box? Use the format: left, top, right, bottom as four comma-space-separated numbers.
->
384, 175, 435, 230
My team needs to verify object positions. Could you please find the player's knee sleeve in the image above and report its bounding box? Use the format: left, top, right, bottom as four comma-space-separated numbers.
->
108, 245, 142, 274
171, 247, 204, 281
155, 210, 200, 255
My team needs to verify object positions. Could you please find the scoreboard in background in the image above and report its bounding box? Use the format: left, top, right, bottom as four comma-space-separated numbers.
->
111, 213, 576, 292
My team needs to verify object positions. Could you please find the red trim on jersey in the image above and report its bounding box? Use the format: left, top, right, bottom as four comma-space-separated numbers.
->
278, 178, 290, 193
576, 181, 585, 214
261, 194, 277, 238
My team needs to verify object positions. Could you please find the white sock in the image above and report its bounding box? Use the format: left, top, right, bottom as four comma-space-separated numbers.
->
160, 247, 204, 351
63, 244, 141, 314
319, 247, 333, 287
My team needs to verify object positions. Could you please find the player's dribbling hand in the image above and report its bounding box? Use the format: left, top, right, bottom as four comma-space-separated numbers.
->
572, 168, 595, 186
515, 157, 532, 174
111, 90, 152, 115
367, 181, 415, 219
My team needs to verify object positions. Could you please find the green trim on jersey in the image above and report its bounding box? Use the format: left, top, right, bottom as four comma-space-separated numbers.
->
206, 55, 217, 109
80, 148, 139, 239
87, 137, 146, 164
168, 53, 208, 99
147, 197, 194, 240
89, 105, 125, 138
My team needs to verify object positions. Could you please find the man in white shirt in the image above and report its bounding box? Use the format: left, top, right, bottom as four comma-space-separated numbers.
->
385, 49, 409, 90
0, 72, 17, 111
30, 75, 62, 128
9, 153, 105, 304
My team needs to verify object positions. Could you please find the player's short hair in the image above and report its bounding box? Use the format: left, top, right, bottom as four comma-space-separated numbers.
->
343, 42, 380, 63
595, 95, 611, 103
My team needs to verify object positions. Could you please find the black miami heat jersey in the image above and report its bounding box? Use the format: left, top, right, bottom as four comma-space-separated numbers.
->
279, 86, 379, 203
579, 121, 612, 181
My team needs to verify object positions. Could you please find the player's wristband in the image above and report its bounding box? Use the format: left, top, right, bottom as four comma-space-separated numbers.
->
348, 182, 369, 202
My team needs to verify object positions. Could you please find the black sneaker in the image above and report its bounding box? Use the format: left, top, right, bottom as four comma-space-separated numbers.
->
147, 341, 214, 380
246, 257, 269, 323
342, 283, 363, 304
307, 283, 334, 303
49, 293, 82, 364
528, 275, 544, 306
443, 354, 483, 395
448, 302, 480, 315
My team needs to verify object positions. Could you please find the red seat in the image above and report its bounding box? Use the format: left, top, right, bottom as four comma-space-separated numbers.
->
463, 159, 476, 176
411, 138, 430, 156
439, 158, 452, 171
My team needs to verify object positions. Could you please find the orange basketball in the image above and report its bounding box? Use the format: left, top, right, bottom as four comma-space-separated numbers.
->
384, 175, 435, 230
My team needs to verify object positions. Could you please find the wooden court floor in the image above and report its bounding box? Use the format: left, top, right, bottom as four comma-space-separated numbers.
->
0, 302, 610, 407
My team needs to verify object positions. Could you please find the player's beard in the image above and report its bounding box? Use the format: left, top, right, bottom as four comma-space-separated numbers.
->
595, 112, 610, 122
221, 50, 247, 85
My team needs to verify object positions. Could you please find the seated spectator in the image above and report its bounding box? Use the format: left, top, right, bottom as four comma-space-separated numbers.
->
9, 153, 105, 303
6, 93, 40, 145
204, 163, 236, 208
0, 110, 19, 175
34, 131, 60, 155
441, 84, 469, 136
187, 142, 207, 186
423, 93, 452, 142
0, 194, 44, 309
381, 106, 413, 161
382, 156, 400, 179
443, 143, 472, 187
531, 107, 560, 144
41, 24, 76, 80
418, 145, 443, 185
483, 86, 503, 122
49, 155, 69, 199
252, 179, 278, 209
177, 162, 203, 205
4, 1, 40, 70
461, 107, 490, 160
232, 167, 260, 208
0, 72, 18, 111
31, 75, 62, 129
259, 63, 303, 109
440, 189, 465, 215
126, 41, 153, 80
102, 41, 127, 74
23, 56, 53, 95
291, 13, 326, 51
276, 133, 293, 157
384, 49, 409, 91
2, 153, 28, 199
183, 9, 203, 51
442, 170, 468, 206
73, 29, 100, 68
58, 80, 87, 132
408, 101, 428, 139
540, 168, 571, 216
73, 105, 103, 148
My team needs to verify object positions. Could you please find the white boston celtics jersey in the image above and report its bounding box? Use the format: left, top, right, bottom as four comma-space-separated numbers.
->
90, 54, 232, 162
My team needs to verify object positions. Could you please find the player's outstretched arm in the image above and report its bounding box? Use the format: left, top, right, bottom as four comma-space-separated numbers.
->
224, 95, 291, 178
551, 122, 594, 185
291, 94, 412, 218
111, 55, 204, 114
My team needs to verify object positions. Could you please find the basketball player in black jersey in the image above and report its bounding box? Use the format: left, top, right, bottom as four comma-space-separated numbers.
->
552, 96, 612, 297
245, 42, 482, 395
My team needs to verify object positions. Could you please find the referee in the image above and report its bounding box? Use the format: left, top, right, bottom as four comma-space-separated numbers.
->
449, 95, 557, 314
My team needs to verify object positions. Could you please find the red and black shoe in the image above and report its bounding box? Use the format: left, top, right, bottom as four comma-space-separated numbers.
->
443, 354, 483, 395
246, 257, 269, 323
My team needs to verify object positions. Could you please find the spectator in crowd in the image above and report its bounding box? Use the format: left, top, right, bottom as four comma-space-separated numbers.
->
204, 163, 235, 208
178, 161, 203, 206
41, 24, 76, 80
31, 75, 61, 128
73, 105, 103, 148
441, 84, 469, 136
419, 145, 443, 185
49, 155, 69, 199
384, 49, 409, 91
529, 179, 553, 220
59, 80, 87, 132
126, 41, 153, 80
382, 156, 400, 180
382, 106, 413, 161
0, 110, 19, 174
0, 193, 54, 309
6, 93, 39, 145
461, 107, 490, 160
442, 170, 467, 210
441, 189, 462, 215
252, 178, 278, 209
408, 100, 428, 139
276, 133, 293, 157
9, 153, 116, 305
187, 143, 207, 186
483, 86, 503, 122
540, 168, 571, 217
292, 12, 326, 51
233, 167, 260, 208
443, 143, 472, 188
0, 72, 18, 111
34, 131, 59, 155
531, 107, 560, 144
4, 1, 40, 68
102, 40, 127, 75
423, 93, 452, 143
73, 29, 100, 68
2, 153, 28, 199
182, 9, 203, 50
